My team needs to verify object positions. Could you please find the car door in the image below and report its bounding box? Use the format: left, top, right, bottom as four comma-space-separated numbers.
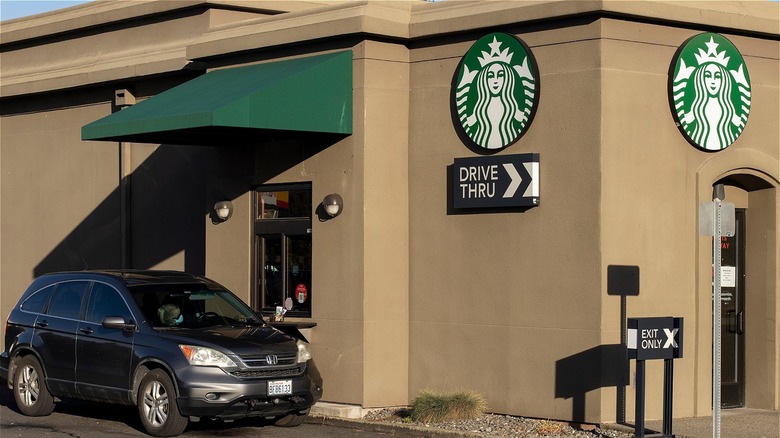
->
76, 282, 135, 403
34, 281, 89, 397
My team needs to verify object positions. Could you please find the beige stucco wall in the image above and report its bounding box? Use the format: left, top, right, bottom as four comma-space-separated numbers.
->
0, 98, 121, 338
604, 18, 780, 422
1, 0, 778, 425
405, 7, 778, 424
599, 16, 780, 420
408, 19, 604, 421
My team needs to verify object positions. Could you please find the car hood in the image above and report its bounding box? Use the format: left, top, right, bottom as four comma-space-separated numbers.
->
158, 325, 297, 356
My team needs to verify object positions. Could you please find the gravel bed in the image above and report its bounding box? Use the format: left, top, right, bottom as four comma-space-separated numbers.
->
361, 408, 635, 438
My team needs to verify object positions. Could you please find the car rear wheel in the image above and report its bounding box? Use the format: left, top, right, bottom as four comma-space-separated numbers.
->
274, 410, 309, 427
138, 369, 188, 437
13, 355, 55, 416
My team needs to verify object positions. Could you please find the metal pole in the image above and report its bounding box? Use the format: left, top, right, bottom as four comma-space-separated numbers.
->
618, 295, 627, 424
663, 358, 673, 437
713, 200, 722, 438
636, 360, 646, 438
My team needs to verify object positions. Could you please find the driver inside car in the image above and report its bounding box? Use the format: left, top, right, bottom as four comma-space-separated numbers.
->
158, 303, 183, 326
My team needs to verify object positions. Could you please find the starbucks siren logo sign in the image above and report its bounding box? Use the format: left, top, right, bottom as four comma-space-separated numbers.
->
453, 33, 539, 151
670, 33, 751, 151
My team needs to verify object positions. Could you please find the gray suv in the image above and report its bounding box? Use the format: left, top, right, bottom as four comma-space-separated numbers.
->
1, 270, 322, 436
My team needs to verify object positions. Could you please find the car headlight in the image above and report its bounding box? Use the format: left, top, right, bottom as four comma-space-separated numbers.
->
296, 340, 312, 363
179, 345, 236, 368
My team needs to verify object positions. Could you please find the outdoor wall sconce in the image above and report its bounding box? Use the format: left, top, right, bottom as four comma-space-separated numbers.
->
214, 200, 233, 222
322, 193, 343, 218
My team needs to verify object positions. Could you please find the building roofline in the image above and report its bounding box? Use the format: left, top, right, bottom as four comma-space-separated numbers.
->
1, 1, 776, 98
0, 0, 329, 45
185, 0, 778, 62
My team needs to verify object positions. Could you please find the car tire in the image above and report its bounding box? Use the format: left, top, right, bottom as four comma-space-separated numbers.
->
13, 355, 55, 417
137, 369, 188, 437
274, 410, 309, 427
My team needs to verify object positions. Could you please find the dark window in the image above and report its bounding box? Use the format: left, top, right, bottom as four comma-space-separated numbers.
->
47, 281, 89, 320
254, 183, 313, 318
86, 283, 132, 323
21, 285, 55, 314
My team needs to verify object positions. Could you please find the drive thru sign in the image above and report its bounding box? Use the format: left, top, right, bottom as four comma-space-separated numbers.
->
453, 153, 539, 208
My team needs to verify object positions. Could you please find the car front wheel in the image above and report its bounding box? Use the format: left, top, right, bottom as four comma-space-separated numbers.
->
13, 355, 55, 416
138, 369, 188, 437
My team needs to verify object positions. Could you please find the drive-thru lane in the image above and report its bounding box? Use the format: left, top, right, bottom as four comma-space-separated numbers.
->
0, 386, 403, 438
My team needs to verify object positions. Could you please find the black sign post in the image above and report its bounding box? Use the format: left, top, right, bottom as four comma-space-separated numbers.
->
627, 317, 683, 438
607, 265, 640, 424
453, 153, 539, 209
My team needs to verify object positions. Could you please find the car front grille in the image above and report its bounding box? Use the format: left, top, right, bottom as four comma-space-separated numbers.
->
231, 352, 302, 379
239, 352, 297, 367
230, 366, 303, 379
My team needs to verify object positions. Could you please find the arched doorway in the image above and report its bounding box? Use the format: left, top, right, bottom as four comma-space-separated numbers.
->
709, 172, 777, 409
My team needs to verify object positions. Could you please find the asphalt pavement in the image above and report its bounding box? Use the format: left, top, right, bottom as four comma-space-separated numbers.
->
0, 386, 413, 438
2, 384, 778, 438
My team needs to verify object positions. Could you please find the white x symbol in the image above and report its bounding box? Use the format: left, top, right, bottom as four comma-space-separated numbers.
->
663, 328, 679, 348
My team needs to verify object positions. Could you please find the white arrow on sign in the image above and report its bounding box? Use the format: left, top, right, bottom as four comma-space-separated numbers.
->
502, 163, 522, 198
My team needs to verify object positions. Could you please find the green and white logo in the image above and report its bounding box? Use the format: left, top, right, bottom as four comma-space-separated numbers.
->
670, 33, 751, 152
453, 33, 539, 151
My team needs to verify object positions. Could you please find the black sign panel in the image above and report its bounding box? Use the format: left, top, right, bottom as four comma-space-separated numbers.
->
607, 265, 640, 296
453, 153, 539, 208
628, 317, 684, 360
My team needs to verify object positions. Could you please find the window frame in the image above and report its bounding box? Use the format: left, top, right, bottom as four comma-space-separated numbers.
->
253, 182, 313, 318
85, 281, 134, 324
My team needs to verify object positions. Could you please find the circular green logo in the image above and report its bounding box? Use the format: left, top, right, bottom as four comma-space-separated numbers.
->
669, 33, 751, 152
453, 33, 540, 151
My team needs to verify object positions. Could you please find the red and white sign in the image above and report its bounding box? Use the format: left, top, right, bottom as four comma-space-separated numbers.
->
295, 283, 308, 303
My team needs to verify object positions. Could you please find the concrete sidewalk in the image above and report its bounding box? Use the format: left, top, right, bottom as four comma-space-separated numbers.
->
642, 408, 779, 438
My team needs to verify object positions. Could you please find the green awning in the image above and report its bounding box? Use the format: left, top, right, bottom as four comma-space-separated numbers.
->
82, 51, 352, 145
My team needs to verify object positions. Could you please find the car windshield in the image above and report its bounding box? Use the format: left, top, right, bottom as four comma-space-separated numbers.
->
130, 284, 264, 329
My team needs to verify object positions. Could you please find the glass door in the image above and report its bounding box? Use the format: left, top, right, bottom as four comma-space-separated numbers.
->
721, 208, 746, 407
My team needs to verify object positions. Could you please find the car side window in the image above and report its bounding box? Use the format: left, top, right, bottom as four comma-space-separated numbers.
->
86, 283, 132, 323
21, 285, 56, 314
47, 281, 89, 320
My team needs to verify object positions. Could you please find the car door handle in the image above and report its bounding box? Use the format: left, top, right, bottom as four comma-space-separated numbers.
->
36, 320, 49, 328
79, 327, 94, 335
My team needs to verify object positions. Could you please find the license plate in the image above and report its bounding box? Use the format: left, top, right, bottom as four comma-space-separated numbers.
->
268, 380, 292, 396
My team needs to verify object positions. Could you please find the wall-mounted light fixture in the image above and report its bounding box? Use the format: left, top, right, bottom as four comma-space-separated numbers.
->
322, 193, 343, 218
214, 200, 233, 222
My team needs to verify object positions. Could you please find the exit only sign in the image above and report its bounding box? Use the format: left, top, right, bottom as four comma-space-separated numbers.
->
628, 317, 684, 360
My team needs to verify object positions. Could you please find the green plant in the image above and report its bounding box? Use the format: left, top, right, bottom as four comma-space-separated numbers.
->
410, 389, 487, 423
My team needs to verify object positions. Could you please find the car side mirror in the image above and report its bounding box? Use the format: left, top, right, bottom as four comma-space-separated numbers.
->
102, 316, 136, 331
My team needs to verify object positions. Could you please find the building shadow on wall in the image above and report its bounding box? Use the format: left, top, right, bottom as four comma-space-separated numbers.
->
555, 344, 629, 424
33, 144, 247, 277
33, 134, 341, 278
